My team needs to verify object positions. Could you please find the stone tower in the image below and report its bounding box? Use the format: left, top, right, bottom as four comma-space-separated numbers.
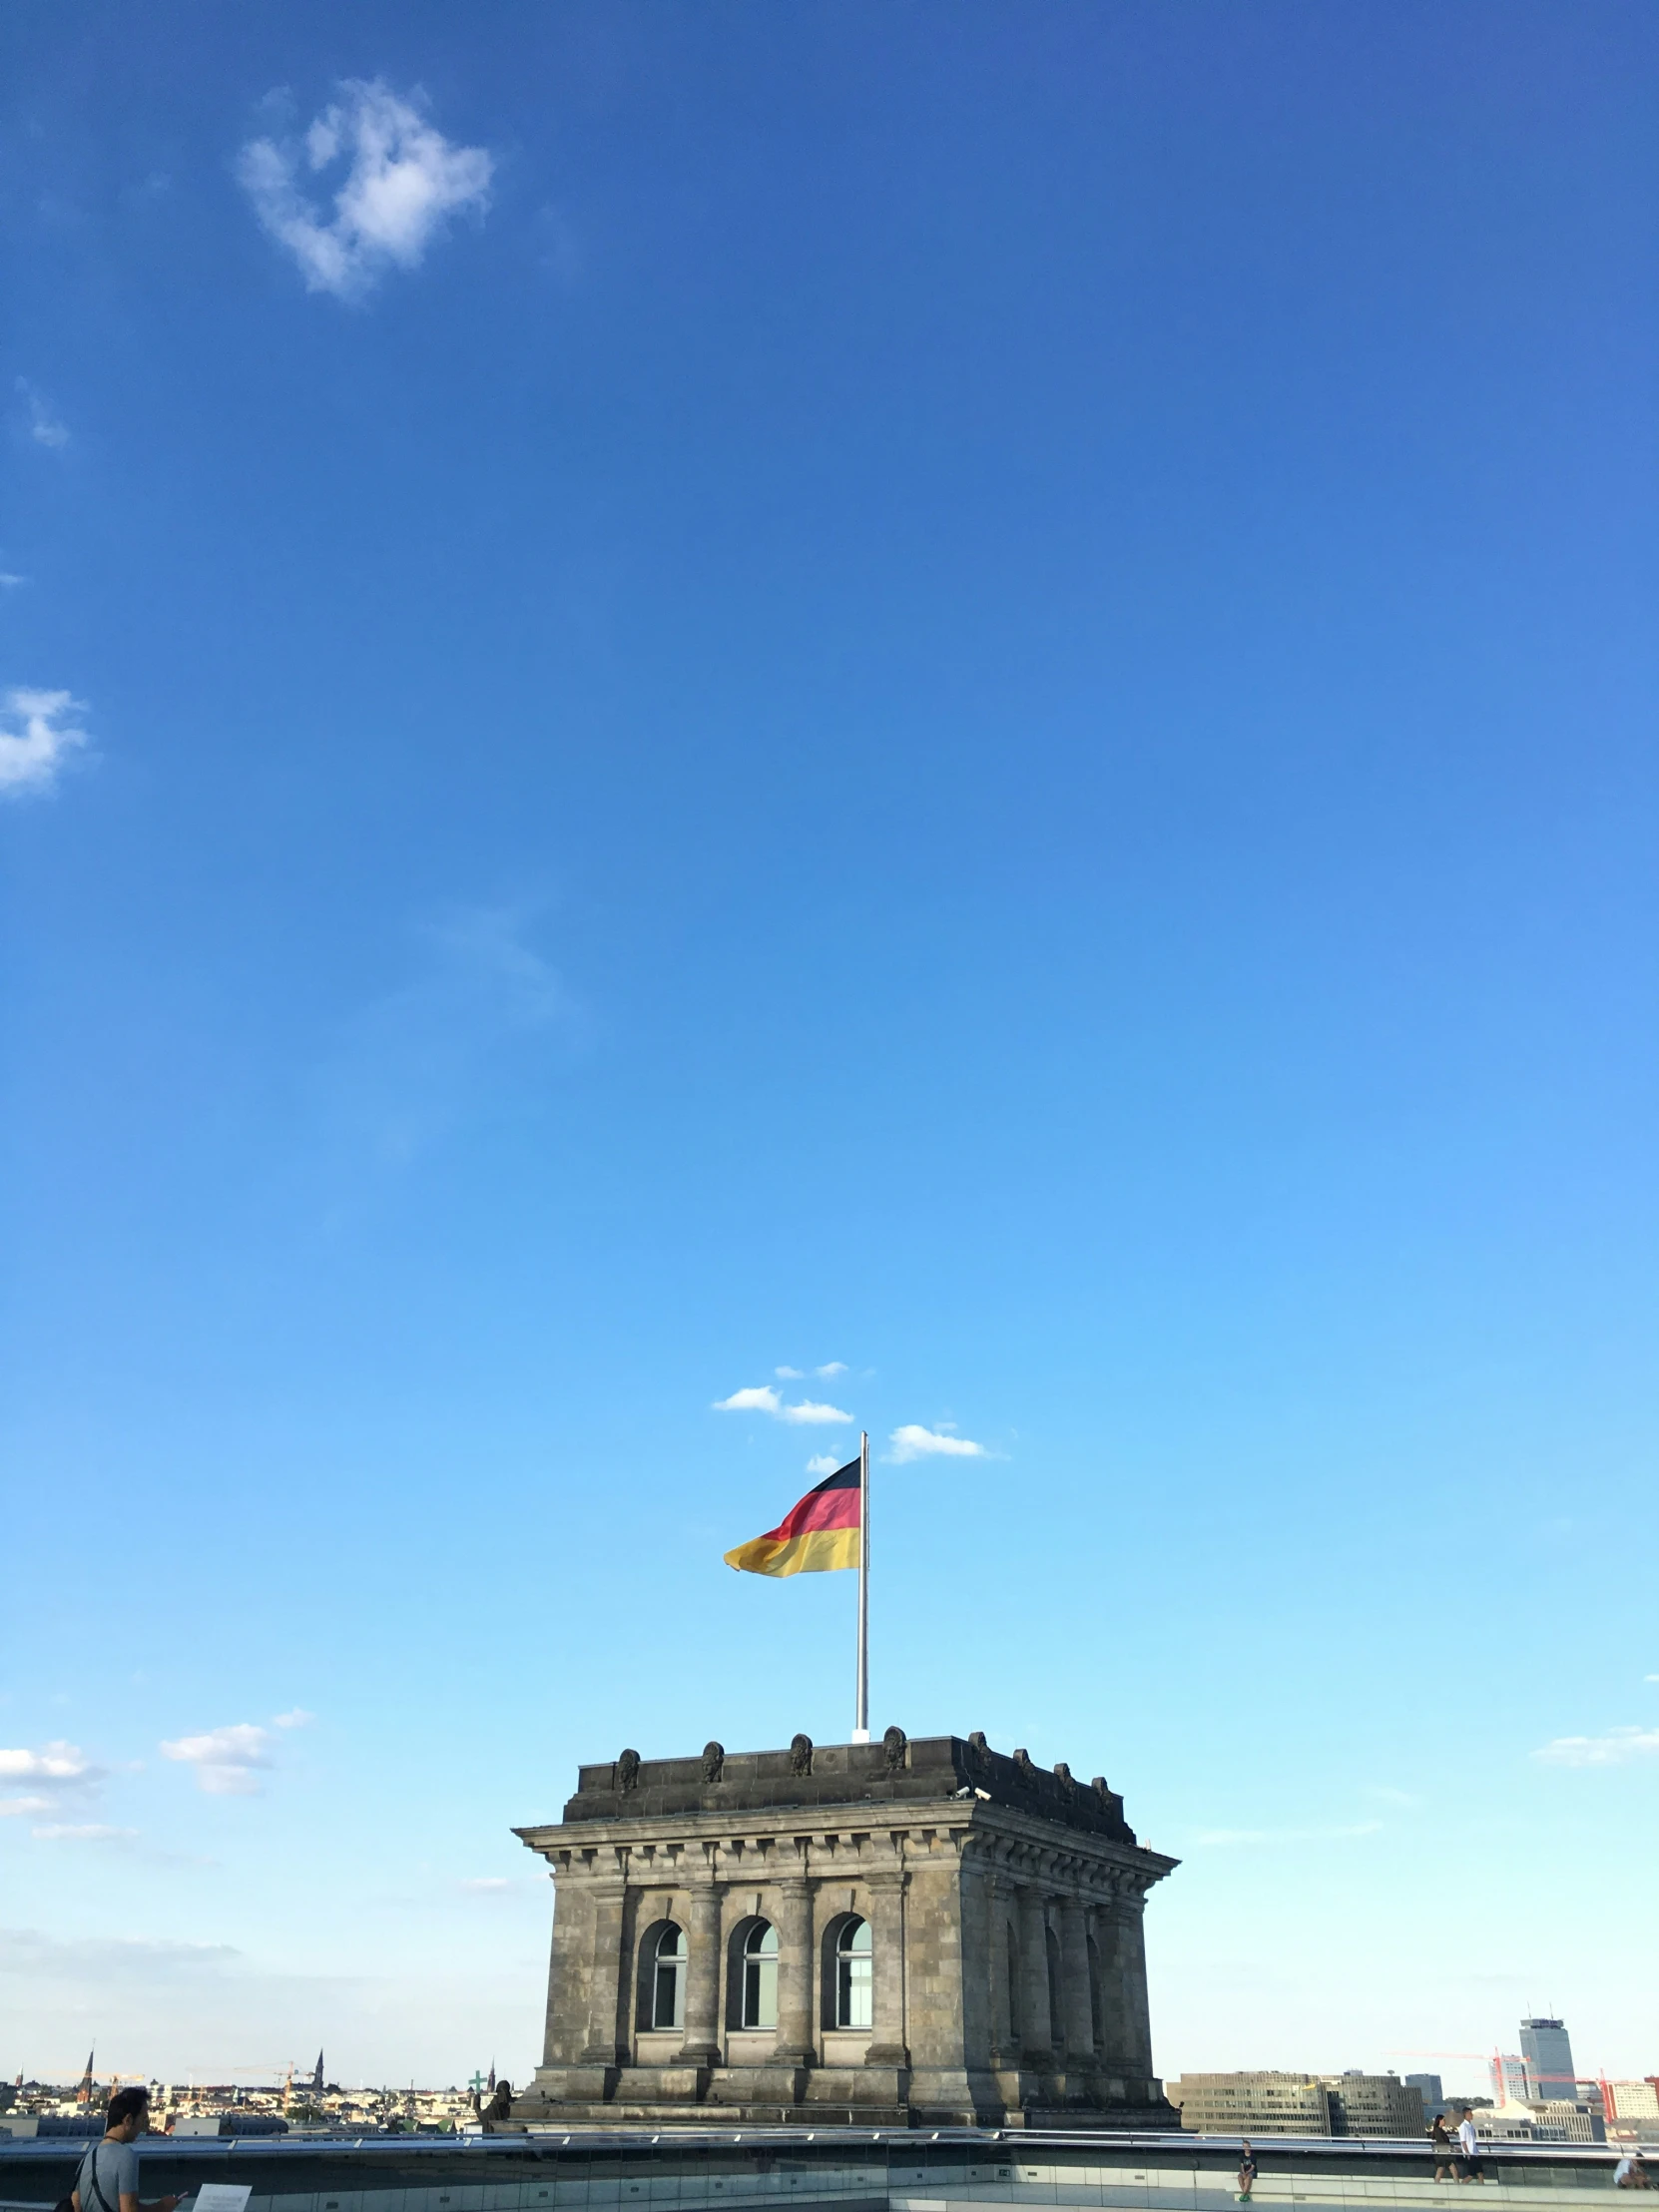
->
513, 1729, 1178, 2128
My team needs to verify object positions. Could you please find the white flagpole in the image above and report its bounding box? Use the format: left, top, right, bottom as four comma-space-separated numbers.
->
851, 1429, 870, 1742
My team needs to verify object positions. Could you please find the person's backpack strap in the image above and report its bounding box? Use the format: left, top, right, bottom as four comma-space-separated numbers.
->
82, 2143, 119, 2212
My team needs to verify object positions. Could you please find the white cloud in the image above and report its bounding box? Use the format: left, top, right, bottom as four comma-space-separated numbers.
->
886, 1422, 987, 1462
0, 688, 89, 798
714, 1384, 782, 1414
272, 1708, 315, 1730
457, 1877, 512, 1894
239, 80, 492, 301
816, 1362, 848, 1377
0, 1742, 107, 1825
1533, 1726, 1659, 1768
775, 1366, 804, 1379
17, 381, 69, 448
805, 1454, 841, 1475
32, 1824, 136, 1844
160, 1722, 274, 1795
715, 1384, 851, 1424
0, 573, 28, 589
0, 1741, 99, 1784
1646, 1674, 1659, 1683
1193, 1822, 1382, 1848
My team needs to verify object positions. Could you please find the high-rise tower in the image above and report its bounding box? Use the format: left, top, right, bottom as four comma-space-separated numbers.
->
1520, 2018, 1576, 2102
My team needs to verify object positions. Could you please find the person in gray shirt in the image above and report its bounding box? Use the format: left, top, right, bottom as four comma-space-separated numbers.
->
72, 2089, 183, 2212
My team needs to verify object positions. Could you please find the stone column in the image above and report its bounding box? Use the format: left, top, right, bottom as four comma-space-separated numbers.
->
1057, 1894, 1096, 2066
863, 1873, 909, 2066
1016, 1885, 1053, 2067
580, 1879, 630, 2064
1117, 1895, 1154, 2076
773, 1879, 815, 2065
680, 1884, 724, 2065
985, 1874, 1015, 2066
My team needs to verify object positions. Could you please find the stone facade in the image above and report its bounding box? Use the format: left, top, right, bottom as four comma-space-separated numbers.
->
513, 1730, 1178, 2129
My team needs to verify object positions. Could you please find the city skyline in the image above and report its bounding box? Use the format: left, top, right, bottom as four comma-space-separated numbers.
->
4, 1, 1656, 2086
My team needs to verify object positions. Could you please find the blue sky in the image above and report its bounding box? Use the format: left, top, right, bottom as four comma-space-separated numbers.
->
3, 0, 1656, 2093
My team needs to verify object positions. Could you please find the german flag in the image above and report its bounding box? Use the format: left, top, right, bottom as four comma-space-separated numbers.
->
724, 1458, 861, 1576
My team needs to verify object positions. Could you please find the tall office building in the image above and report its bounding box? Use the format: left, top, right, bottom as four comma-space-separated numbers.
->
1520, 2019, 1576, 2102
1405, 2074, 1444, 2117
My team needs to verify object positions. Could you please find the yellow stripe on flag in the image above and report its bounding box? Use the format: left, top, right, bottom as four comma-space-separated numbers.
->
723, 1524, 861, 1577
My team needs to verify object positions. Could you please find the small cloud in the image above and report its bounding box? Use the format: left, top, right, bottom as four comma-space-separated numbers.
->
886, 1422, 987, 1463
17, 381, 69, 448
0, 1741, 100, 1784
1193, 1822, 1382, 1848
272, 1708, 314, 1729
805, 1454, 840, 1475
32, 1824, 136, 1844
1533, 1726, 1659, 1768
774, 1366, 804, 1380
0, 687, 89, 798
1363, 1785, 1419, 1807
1646, 1674, 1659, 1684
714, 1384, 782, 1415
816, 1362, 848, 1377
239, 80, 492, 301
457, 1877, 512, 1894
716, 1384, 852, 1425
0, 1796, 53, 1819
0, 572, 28, 589
160, 1722, 274, 1795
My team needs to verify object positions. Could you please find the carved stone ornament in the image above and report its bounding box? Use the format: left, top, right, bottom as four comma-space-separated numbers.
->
1091, 1775, 1111, 1801
1052, 1760, 1075, 1794
616, 1748, 641, 1792
1011, 1746, 1036, 1781
789, 1732, 814, 1776
881, 1724, 907, 1772
701, 1740, 725, 1783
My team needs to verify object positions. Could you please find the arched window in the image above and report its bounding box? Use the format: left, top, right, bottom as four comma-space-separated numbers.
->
833, 1916, 872, 2029
741, 1920, 778, 2029
648, 1922, 685, 2029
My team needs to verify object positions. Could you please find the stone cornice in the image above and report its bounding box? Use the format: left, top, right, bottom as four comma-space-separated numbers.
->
514, 1793, 1176, 1891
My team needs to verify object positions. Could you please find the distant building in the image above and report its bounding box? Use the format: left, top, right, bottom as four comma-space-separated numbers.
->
1492, 2053, 1529, 2104
1405, 2073, 1444, 2117
1530, 2102, 1604, 2144
1327, 2074, 1425, 2137
1520, 2018, 1577, 2103
1169, 2074, 1332, 2135
1605, 2082, 1659, 2121
1168, 2073, 1423, 2138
